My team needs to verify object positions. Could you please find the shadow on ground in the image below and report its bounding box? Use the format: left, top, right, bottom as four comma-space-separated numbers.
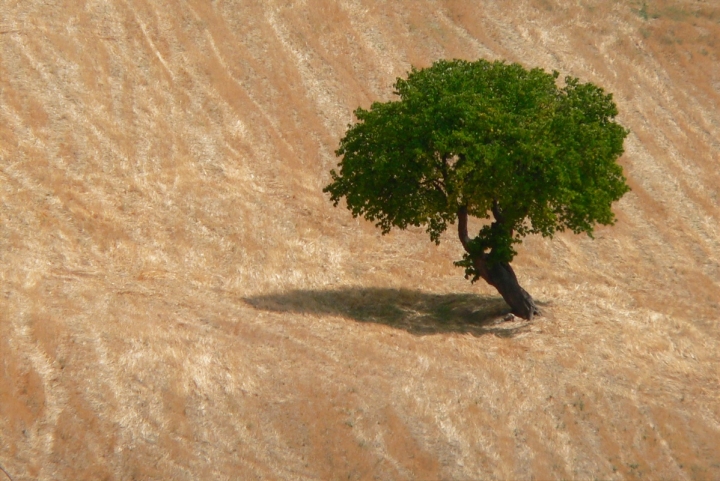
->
244, 287, 535, 338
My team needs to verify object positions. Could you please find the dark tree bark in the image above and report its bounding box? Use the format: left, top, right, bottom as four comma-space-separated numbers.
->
457, 206, 540, 320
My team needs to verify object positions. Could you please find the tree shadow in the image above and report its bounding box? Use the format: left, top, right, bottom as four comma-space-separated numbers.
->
243, 287, 534, 338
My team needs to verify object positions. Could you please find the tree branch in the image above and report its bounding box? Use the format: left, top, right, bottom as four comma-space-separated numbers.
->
419, 178, 447, 201
491, 200, 514, 237
457, 205, 470, 252
491, 199, 505, 224
440, 154, 449, 183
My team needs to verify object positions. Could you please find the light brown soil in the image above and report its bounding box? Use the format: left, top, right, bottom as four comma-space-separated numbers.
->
1, 0, 719, 479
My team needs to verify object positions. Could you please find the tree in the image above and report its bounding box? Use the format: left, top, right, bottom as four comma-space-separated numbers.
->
324, 59, 630, 320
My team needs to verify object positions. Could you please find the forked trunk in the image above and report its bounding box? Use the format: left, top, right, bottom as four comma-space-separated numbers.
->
457, 206, 540, 320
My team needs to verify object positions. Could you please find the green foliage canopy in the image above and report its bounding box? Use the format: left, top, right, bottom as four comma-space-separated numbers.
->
324, 59, 630, 268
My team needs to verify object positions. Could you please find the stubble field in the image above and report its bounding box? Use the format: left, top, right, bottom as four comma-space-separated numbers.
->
1, 0, 719, 479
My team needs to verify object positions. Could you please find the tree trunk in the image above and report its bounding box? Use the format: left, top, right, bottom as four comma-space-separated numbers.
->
457, 206, 540, 320
484, 261, 540, 320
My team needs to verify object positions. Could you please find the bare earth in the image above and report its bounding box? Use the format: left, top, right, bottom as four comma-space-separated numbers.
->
1, 0, 719, 479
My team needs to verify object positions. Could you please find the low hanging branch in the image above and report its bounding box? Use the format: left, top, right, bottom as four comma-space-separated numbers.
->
325, 58, 629, 319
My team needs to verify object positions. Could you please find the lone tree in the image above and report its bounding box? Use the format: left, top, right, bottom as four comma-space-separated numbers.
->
324, 59, 630, 320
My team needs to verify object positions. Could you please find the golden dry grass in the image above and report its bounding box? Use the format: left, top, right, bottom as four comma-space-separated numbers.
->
1, 0, 719, 479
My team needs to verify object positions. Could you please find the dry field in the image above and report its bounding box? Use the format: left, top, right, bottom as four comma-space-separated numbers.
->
1, 0, 719, 479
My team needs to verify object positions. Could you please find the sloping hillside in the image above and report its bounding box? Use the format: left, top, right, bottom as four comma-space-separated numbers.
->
1, 0, 719, 479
